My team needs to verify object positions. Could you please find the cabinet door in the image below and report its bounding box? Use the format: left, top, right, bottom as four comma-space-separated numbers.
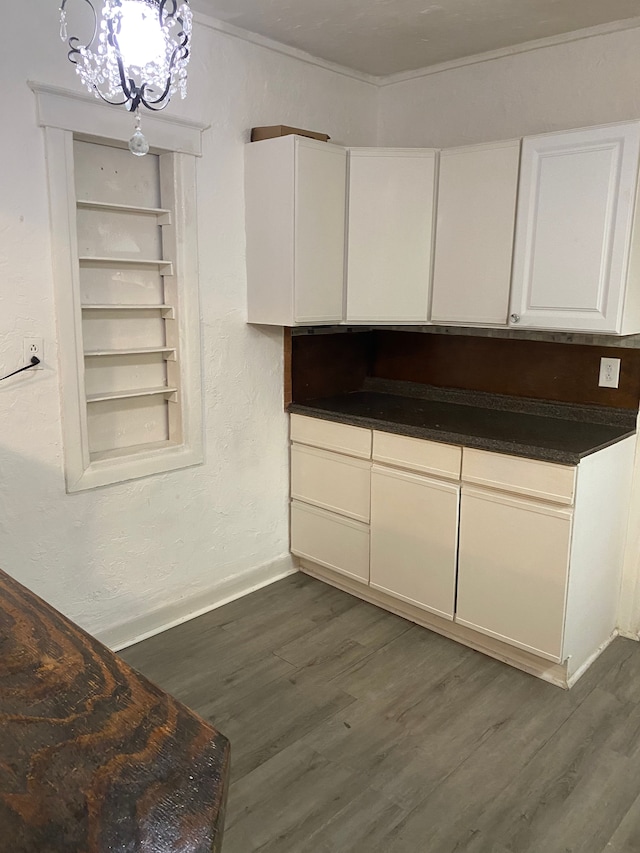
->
510, 122, 640, 333
245, 136, 346, 326
370, 465, 459, 620
346, 149, 436, 324
432, 140, 521, 326
295, 139, 347, 324
456, 486, 573, 662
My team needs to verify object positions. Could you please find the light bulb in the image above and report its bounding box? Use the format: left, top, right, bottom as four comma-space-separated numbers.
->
116, 1, 168, 70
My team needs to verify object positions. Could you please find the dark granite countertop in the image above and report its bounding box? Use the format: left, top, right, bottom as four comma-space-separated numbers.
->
289, 380, 637, 465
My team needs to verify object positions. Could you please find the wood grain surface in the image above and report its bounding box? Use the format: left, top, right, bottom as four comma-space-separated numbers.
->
0, 568, 230, 853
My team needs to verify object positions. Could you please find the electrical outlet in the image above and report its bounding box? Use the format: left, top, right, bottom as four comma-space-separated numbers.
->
23, 338, 43, 369
599, 357, 621, 389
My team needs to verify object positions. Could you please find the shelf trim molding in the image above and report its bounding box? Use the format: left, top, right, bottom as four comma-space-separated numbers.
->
77, 199, 172, 224
82, 304, 174, 317
29, 82, 207, 156
78, 256, 174, 272
84, 346, 177, 358
86, 386, 178, 403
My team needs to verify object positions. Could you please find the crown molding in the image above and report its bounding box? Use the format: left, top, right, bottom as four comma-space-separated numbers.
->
378, 16, 640, 87
192, 10, 379, 86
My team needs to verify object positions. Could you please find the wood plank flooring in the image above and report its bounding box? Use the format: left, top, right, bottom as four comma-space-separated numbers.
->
120, 572, 640, 853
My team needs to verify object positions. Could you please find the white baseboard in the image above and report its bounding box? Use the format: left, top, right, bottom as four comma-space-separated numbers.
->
100, 555, 298, 652
617, 628, 640, 641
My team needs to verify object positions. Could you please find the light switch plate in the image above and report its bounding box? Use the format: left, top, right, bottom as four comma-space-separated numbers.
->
599, 357, 621, 389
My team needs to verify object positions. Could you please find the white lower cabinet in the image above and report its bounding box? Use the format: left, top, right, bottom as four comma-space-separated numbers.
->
370, 465, 460, 620
456, 486, 573, 661
289, 414, 635, 686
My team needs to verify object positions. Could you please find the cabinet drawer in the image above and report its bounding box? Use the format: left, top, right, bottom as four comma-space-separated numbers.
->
373, 431, 461, 480
291, 444, 371, 522
462, 448, 576, 505
290, 414, 371, 459
291, 501, 369, 583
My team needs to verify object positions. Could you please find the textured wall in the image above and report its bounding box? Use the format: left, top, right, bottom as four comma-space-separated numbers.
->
378, 27, 640, 148
0, 3, 377, 645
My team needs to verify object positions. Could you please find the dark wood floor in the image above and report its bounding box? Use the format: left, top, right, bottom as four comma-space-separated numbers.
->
121, 572, 640, 853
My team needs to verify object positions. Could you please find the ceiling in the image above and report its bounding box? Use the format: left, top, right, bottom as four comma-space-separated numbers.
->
193, 0, 640, 77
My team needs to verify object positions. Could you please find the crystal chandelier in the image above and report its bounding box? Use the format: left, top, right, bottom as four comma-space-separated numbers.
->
59, 0, 193, 155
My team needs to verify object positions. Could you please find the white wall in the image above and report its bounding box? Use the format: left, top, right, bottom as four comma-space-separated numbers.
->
0, 3, 377, 647
379, 27, 640, 148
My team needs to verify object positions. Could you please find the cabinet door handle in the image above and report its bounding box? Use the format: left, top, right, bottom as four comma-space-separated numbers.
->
510, 313, 521, 324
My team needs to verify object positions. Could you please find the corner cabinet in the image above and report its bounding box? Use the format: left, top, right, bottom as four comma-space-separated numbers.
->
345, 148, 437, 324
289, 414, 636, 688
509, 122, 640, 334
244, 135, 347, 326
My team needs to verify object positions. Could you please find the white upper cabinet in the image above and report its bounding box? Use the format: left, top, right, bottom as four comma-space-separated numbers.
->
245, 136, 347, 326
509, 122, 640, 334
346, 149, 437, 324
431, 140, 521, 326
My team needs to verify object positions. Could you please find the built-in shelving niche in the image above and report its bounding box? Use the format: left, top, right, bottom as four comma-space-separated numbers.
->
74, 140, 183, 464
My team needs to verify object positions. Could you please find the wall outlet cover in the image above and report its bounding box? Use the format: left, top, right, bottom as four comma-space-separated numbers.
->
599, 357, 621, 389
23, 338, 43, 369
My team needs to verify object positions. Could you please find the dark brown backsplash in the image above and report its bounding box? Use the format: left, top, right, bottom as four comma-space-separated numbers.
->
290, 331, 373, 403
288, 330, 640, 411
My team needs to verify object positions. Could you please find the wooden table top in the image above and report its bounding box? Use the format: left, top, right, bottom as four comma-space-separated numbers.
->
0, 568, 230, 852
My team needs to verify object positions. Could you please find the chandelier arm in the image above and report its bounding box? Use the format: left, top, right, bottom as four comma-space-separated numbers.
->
138, 73, 173, 109
110, 31, 136, 104
62, 0, 100, 56
159, 0, 178, 25
92, 87, 131, 108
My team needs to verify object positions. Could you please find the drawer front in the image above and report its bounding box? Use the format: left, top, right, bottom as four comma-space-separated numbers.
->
290, 414, 371, 459
462, 448, 576, 505
291, 444, 371, 522
291, 501, 370, 583
373, 431, 461, 480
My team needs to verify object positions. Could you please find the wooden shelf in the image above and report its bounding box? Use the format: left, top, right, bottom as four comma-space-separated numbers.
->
82, 304, 174, 317
86, 386, 178, 404
79, 257, 173, 274
77, 199, 171, 224
84, 346, 176, 358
